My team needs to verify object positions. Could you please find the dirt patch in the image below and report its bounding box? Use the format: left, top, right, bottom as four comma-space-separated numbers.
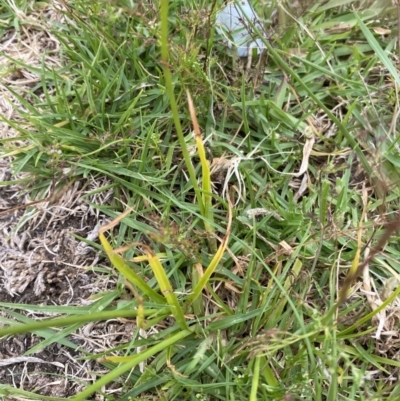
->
0, 334, 90, 398
0, 319, 135, 399
0, 174, 102, 304
0, 166, 120, 397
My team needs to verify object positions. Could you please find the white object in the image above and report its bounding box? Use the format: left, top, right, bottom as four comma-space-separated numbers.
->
216, 0, 265, 57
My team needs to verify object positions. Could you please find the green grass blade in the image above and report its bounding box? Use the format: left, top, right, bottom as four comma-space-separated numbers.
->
71, 329, 192, 401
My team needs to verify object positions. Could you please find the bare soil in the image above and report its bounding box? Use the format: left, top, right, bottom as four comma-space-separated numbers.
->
0, 170, 117, 398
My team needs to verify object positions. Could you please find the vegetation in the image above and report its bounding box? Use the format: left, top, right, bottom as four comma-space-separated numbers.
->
1, 0, 400, 400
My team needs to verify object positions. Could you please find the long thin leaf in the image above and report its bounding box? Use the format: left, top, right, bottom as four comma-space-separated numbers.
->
71, 329, 192, 401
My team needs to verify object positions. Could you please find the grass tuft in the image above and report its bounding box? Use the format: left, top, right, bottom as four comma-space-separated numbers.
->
1, 0, 400, 400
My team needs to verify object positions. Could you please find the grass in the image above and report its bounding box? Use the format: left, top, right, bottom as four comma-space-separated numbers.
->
1, 0, 400, 400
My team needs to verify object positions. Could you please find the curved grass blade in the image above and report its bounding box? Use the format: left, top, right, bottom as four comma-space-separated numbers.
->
99, 209, 166, 304
0, 309, 153, 338
129, 243, 190, 331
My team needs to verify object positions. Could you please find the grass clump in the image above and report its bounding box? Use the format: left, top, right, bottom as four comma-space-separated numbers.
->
1, 0, 400, 400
